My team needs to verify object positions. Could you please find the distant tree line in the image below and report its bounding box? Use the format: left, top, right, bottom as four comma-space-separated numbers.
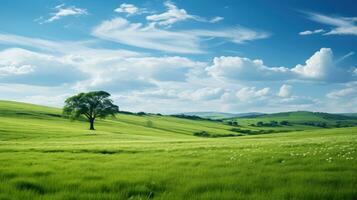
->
170, 114, 223, 122
193, 131, 242, 138
251, 120, 290, 127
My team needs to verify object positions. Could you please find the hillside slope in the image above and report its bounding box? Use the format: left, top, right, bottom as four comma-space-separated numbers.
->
0, 100, 356, 199
227, 111, 357, 131
0, 100, 240, 141
180, 112, 264, 119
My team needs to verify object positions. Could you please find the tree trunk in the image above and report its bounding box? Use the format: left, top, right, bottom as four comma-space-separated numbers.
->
89, 118, 95, 130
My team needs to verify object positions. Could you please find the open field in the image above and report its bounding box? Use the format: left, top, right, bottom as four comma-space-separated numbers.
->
0, 100, 357, 200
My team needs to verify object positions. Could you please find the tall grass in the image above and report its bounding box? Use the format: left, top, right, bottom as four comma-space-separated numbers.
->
0, 101, 356, 199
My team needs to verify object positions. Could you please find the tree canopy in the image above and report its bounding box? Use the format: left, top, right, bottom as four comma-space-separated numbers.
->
63, 91, 119, 130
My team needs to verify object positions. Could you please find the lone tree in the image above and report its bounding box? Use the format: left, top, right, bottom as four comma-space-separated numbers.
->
63, 91, 119, 130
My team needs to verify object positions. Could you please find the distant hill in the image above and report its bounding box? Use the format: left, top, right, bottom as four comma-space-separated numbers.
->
339, 113, 357, 117
230, 111, 357, 129
180, 112, 264, 120
242, 111, 357, 120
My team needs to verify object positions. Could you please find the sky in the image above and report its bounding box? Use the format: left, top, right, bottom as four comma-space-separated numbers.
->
0, 0, 357, 114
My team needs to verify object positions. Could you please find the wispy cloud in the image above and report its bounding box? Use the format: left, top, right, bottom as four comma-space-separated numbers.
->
41, 4, 88, 23
209, 16, 224, 23
92, 17, 268, 54
0, 33, 140, 57
146, 1, 223, 26
335, 51, 355, 64
299, 29, 325, 35
114, 3, 150, 16
305, 12, 357, 36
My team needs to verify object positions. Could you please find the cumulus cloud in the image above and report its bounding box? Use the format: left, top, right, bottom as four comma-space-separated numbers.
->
146, 1, 223, 26
278, 84, 292, 98
291, 48, 336, 80
305, 12, 357, 36
181, 87, 225, 101
236, 87, 270, 101
0, 48, 88, 86
299, 29, 325, 35
92, 17, 268, 54
43, 4, 88, 23
207, 48, 355, 83
115, 3, 139, 15
207, 56, 291, 81
70, 55, 205, 93
0, 31, 353, 113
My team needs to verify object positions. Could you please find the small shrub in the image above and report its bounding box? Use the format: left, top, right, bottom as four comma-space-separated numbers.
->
280, 121, 290, 126
193, 131, 210, 137
137, 112, 146, 116
146, 120, 154, 128
193, 131, 242, 138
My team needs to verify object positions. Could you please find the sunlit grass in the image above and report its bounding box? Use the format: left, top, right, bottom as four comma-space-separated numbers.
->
0, 101, 356, 199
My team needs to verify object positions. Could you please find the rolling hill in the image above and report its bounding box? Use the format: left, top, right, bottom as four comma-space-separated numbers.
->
226, 111, 357, 131
0, 100, 356, 200
180, 112, 264, 120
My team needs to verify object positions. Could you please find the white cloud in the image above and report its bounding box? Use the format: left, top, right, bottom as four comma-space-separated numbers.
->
278, 84, 292, 98
306, 12, 357, 36
181, 87, 225, 101
92, 17, 201, 54
207, 48, 355, 83
186, 28, 268, 44
0, 83, 73, 107
0, 48, 88, 86
115, 3, 139, 15
0, 65, 35, 76
336, 51, 355, 63
236, 87, 270, 101
291, 48, 335, 80
207, 56, 292, 81
325, 82, 357, 112
43, 4, 88, 23
210, 16, 224, 23
146, 1, 223, 26
327, 82, 357, 99
299, 29, 325, 35
71, 55, 205, 92
0, 33, 141, 57
274, 96, 319, 109
0, 32, 354, 113
92, 17, 268, 54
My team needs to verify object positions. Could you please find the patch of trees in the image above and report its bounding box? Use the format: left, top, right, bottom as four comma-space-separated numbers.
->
193, 131, 242, 138
230, 128, 279, 135
119, 110, 162, 116
225, 121, 239, 126
279, 121, 290, 126
314, 112, 355, 120
302, 121, 328, 128
251, 120, 291, 127
334, 121, 356, 128
170, 114, 223, 122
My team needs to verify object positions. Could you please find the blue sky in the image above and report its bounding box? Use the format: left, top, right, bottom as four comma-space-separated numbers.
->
0, 0, 357, 113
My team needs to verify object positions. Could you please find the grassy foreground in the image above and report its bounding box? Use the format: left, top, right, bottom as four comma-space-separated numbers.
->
0, 100, 356, 200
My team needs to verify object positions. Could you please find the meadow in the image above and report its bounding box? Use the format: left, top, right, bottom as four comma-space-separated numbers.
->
0, 100, 356, 200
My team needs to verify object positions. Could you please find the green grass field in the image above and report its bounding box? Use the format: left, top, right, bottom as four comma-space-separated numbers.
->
0, 100, 356, 200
